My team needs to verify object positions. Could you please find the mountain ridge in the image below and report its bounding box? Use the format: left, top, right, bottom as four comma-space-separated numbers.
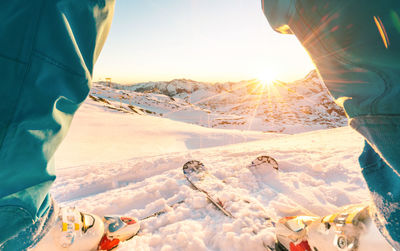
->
91, 70, 347, 134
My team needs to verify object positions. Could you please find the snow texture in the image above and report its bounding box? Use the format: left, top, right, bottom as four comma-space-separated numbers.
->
54, 72, 371, 250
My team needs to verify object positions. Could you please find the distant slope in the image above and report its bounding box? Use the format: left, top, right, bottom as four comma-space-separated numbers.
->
55, 99, 278, 168
91, 70, 347, 134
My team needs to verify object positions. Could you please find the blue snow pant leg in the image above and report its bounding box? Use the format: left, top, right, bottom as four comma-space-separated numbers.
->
262, 0, 400, 247
353, 116, 400, 249
0, 0, 115, 248
359, 140, 400, 250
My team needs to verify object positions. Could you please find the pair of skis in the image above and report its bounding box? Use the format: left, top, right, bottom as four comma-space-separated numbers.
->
182, 156, 279, 250
137, 156, 278, 250
182, 156, 278, 219
138, 156, 393, 251
140, 155, 279, 222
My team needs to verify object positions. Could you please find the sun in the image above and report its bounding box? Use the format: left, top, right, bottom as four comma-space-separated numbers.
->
256, 71, 276, 88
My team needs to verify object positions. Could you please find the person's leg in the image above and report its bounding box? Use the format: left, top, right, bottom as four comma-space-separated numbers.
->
359, 141, 400, 250
262, 0, 400, 247
0, 0, 115, 248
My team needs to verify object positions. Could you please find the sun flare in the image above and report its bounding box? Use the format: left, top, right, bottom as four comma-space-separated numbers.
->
256, 72, 276, 88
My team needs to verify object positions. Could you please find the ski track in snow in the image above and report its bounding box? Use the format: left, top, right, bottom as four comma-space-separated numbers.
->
54, 96, 368, 251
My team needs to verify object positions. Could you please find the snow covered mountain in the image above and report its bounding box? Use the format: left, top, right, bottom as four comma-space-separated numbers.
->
90, 70, 347, 134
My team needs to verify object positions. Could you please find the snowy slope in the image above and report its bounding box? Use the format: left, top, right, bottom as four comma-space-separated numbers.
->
54, 95, 370, 251
55, 99, 278, 169
90, 70, 347, 134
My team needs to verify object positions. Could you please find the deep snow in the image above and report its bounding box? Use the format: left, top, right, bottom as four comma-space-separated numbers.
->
53, 94, 372, 250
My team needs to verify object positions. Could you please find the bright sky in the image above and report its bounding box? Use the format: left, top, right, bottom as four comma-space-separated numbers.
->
93, 0, 315, 84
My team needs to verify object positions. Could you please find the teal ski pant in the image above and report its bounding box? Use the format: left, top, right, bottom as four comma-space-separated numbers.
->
0, 0, 115, 249
262, 0, 400, 249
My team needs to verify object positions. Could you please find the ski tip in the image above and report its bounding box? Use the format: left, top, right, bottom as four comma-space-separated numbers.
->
249, 155, 279, 171
183, 160, 206, 175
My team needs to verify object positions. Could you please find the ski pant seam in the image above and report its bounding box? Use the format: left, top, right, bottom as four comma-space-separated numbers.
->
0, 53, 27, 65
0, 205, 33, 222
33, 50, 86, 78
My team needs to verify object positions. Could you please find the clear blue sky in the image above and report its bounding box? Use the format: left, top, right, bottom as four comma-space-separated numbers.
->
93, 0, 315, 84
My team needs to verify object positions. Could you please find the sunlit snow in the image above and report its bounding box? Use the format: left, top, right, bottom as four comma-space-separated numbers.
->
54, 73, 370, 251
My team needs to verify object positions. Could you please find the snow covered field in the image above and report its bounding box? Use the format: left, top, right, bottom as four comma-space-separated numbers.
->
54, 95, 370, 250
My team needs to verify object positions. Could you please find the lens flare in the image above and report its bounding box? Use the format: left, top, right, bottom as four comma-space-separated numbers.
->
256, 72, 276, 88
374, 16, 390, 49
